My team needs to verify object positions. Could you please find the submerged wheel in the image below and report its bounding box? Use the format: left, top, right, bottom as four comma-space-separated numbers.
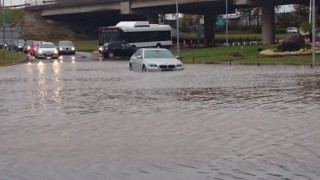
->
108, 52, 114, 58
142, 65, 147, 72
129, 63, 133, 71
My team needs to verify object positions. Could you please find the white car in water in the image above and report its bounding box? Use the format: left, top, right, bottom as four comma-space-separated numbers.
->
129, 48, 184, 72
35, 42, 59, 59
286, 27, 298, 33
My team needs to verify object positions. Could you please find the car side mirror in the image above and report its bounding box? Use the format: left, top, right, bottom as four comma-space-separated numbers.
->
175, 55, 180, 59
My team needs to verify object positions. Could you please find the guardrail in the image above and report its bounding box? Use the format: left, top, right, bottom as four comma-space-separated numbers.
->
25, 0, 126, 10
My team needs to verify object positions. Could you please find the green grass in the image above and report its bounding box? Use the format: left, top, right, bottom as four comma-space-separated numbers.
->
182, 32, 289, 42
0, 9, 23, 27
180, 45, 319, 65
73, 40, 99, 51
0, 50, 28, 66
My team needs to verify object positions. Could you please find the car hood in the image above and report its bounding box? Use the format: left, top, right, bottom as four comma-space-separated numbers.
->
40, 48, 56, 51
144, 58, 182, 65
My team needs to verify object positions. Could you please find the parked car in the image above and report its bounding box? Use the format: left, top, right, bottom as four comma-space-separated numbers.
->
30, 41, 43, 56
35, 42, 59, 59
286, 27, 298, 33
23, 40, 34, 54
129, 48, 184, 72
101, 41, 137, 58
57, 40, 75, 55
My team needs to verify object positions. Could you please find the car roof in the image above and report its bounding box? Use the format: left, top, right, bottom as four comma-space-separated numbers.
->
41, 42, 54, 44
141, 48, 169, 51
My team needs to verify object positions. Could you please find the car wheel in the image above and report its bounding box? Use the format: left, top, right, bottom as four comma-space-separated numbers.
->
108, 52, 114, 58
142, 65, 147, 72
129, 63, 133, 71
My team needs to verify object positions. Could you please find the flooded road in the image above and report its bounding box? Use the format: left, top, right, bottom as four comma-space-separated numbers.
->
1, 53, 320, 180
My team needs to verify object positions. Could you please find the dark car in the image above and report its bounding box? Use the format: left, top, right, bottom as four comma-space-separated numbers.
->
58, 40, 75, 55
101, 41, 137, 58
23, 40, 34, 54
16, 39, 25, 52
7, 39, 25, 52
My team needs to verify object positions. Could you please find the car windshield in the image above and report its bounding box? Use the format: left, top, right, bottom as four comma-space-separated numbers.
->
26, 40, 33, 45
17, 40, 25, 45
60, 41, 73, 46
40, 44, 55, 48
144, 50, 174, 58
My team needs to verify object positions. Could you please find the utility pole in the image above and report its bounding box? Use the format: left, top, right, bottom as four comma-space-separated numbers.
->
2, 0, 4, 47
225, 0, 229, 47
175, 0, 180, 57
312, 0, 316, 67
1, 0, 4, 60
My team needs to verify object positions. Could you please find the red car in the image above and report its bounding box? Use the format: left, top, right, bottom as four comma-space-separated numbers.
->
30, 41, 43, 56
23, 40, 34, 54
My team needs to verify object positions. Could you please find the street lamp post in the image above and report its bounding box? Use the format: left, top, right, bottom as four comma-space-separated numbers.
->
312, 0, 316, 67
175, 0, 180, 57
2, 0, 4, 47
225, 0, 229, 47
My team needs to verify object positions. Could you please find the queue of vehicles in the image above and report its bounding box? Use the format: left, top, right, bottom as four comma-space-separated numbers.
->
2, 39, 76, 59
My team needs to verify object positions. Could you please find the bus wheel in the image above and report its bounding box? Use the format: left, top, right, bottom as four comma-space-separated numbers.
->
156, 44, 161, 48
108, 52, 114, 58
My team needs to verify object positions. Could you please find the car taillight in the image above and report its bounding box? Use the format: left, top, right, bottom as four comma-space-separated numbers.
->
105, 46, 108, 50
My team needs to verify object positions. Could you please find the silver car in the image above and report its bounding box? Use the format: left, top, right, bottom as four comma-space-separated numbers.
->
58, 40, 75, 55
129, 48, 184, 72
35, 42, 59, 59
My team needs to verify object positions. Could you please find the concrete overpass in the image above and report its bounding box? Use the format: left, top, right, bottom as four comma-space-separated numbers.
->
27, 0, 312, 44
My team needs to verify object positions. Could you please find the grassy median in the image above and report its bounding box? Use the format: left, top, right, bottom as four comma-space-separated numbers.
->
179, 45, 319, 65
0, 50, 28, 66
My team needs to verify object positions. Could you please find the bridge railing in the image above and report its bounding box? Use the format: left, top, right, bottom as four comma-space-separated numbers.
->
26, 0, 125, 10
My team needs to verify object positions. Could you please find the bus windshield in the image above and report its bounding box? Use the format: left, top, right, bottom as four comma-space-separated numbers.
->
98, 28, 123, 46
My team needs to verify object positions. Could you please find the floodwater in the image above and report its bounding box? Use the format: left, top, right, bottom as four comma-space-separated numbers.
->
1, 52, 320, 180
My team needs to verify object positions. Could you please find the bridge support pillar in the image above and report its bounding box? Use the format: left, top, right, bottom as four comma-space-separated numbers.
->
204, 14, 217, 44
262, 5, 275, 44
146, 14, 159, 24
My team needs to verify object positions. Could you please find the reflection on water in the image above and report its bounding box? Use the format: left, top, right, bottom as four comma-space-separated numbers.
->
52, 60, 62, 110
2, 62, 320, 117
37, 61, 47, 110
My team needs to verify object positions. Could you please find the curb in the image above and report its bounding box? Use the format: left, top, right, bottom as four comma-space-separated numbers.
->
6, 56, 29, 66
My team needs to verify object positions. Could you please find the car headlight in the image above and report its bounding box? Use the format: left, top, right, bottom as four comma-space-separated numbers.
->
27, 46, 30, 50
99, 47, 103, 51
71, 46, 75, 51
148, 64, 158, 67
59, 47, 63, 51
176, 64, 183, 67
38, 49, 43, 54
54, 49, 58, 54
18, 46, 22, 48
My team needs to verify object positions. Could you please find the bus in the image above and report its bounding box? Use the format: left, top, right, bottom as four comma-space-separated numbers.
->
98, 21, 172, 51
